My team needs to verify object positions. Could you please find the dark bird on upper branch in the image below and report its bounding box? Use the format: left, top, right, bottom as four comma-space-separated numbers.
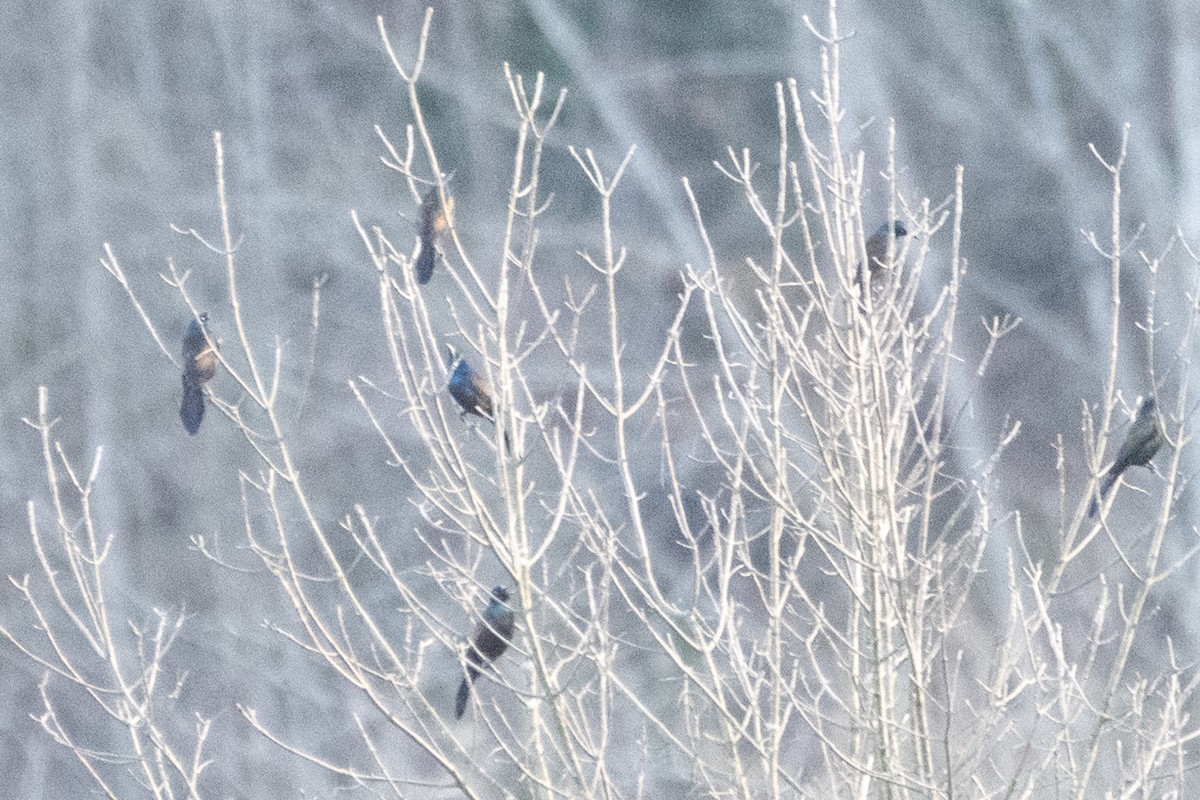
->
455, 585, 515, 719
415, 187, 453, 284
1088, 396, 1163, 517
180, 313, 216, 435
855, 219, 908, 292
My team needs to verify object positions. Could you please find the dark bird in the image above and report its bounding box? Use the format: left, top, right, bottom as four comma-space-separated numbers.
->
856, 219, 908, 291
1088, 397, 1163, 517
455, 585, 515, 719
448, 350, 494, 419
180, 313, 217, 435
415, 187, 453, 284
447, 348, 510, 452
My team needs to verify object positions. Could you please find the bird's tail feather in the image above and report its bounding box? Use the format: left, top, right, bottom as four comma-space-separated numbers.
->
454, 665, 481, 719
1088, 471, 1119, 518
180, 378, 204, 435
454, 677, 470, 718
416, 242, 436, 284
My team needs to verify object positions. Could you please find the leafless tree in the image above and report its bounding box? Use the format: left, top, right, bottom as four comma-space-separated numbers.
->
6, 4, 1199, 798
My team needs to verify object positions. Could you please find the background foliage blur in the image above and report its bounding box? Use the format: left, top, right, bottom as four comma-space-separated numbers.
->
2, 0, 1199, 795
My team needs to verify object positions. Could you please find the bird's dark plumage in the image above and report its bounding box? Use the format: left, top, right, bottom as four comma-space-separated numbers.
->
415, 187, 452, 284
1088, 397, 1163, 517
448, 354, 494, 419
447, 349, 512, 452
455, 586, 515, 719
180, 313, 216, 435
856, 219, 908, 291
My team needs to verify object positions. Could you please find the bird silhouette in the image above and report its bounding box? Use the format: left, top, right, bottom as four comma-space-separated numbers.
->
180, 313, 216, 435
448, 350, 494, 418
455, 585, 515, 719
415, 187, 453, 284
447, 348, 510, 452
855, 220, 908, 292
1088, 396, 1163, 517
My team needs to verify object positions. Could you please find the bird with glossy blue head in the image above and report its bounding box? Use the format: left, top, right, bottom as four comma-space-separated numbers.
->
455, 585, 515, 719
180, 312, 216, 435
1088, 396, 1163, 517
415, 187, 453, 284
446, 347, 511, 452
447, 348, 495, 420
856, 219, 909, 293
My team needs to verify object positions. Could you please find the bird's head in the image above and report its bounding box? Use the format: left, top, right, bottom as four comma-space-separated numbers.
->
186, 312, 209, 337
490, 586, 510, 603
876, 220, 907, 239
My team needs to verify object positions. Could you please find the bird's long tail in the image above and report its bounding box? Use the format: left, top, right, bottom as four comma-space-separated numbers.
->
416, 240, 436, 284
454, 665, 481, 719
1087, 471, 1119, 518
180, 376, 205, 435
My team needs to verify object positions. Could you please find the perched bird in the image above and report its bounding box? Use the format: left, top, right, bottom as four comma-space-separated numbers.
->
1088, 397, 1163, 517
856, 219, 908, 291
455, 585, 515, 719
415, 186, 453, 284
448, 349, 494, 419
180, 313, 217, 435
447, 348, 510, 451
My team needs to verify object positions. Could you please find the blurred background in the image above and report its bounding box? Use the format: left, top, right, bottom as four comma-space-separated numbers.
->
2, 0, 1198, 795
